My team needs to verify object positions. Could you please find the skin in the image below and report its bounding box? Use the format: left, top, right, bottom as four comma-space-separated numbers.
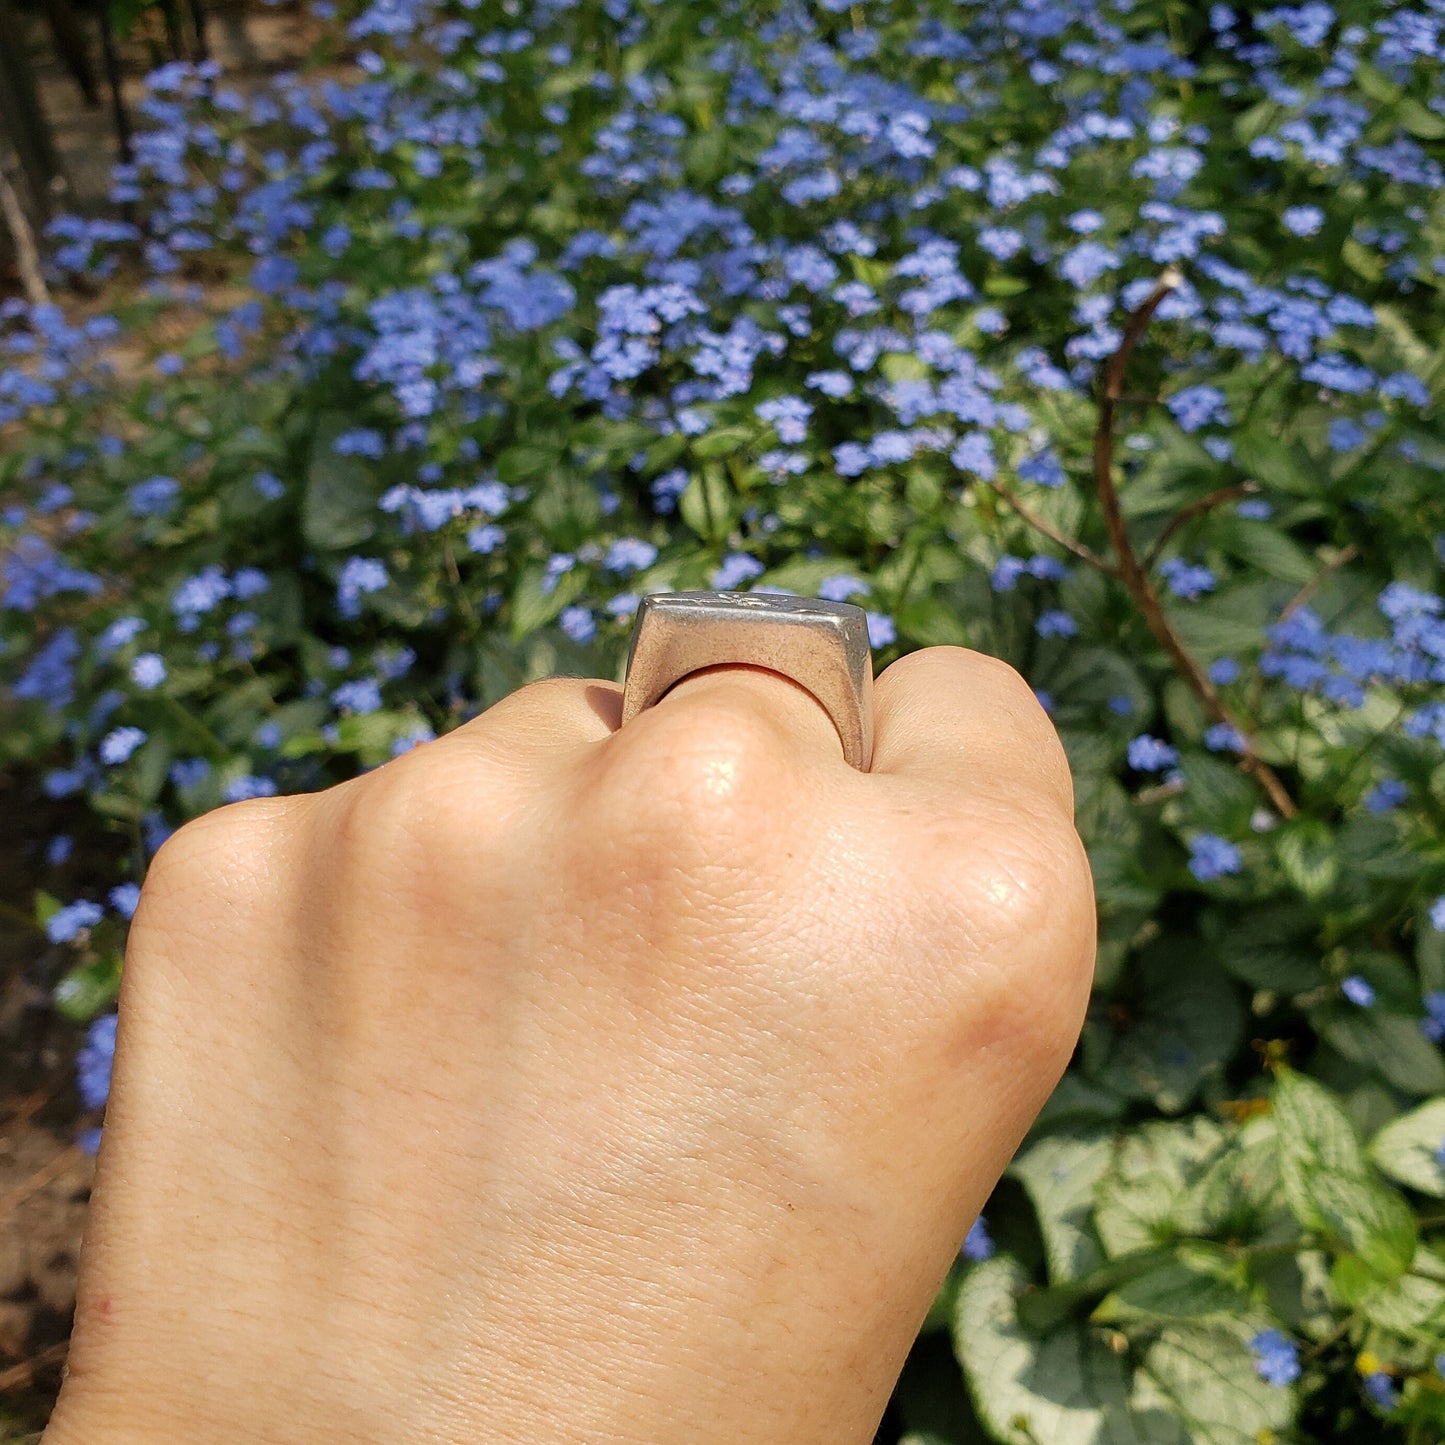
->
42, 646, 1095, 1445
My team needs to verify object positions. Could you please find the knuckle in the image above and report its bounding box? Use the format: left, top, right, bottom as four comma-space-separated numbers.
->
910, 808, 1095, 1067
331, 749, 449, 868
591, 697, 798, 870
134, 797, 300, 937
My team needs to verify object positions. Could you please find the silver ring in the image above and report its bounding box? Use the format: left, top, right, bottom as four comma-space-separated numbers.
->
620, 591, 874, 770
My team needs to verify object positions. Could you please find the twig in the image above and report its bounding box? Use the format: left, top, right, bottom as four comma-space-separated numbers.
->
0, 1143, 83, 1223
1093, 268, 1298, 820
0, 144, 51, 308
1278, 544, 1360, 625
980, 478, 1120, 575
0, 1340, 68, 1393
1144, 482, 1261, 570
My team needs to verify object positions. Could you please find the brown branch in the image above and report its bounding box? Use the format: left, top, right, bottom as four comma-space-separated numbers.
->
1278, 544, 1361, 624
980, 478, 1120, 576
1144, 482, 1261, 570
0, 143, 50, 308
0, 1340, 68, 1393
1094, 269, 1298, 821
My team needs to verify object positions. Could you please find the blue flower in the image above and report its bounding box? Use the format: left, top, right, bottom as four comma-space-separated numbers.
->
334, 428, 386, 459
560, 605, 597, 645
805, 370, 852, 399
223, 775, 278, 803
130, 653, 167, 689
1159, 559, 1217, 600
604, 538, 658, 573
1204, 723, 1246, 753
1364, 779, 1407, 814
1036, 609, 1077, 639
99, 727, 147, 765
867, 612, 896, 648
46, 835, 73, 866
169, 757, 211, 790
1282, 205, 1325, 237
651, 468, 690, 513
712, 553, 764, 590
337, 556, 388, 619
755, 395, 812, 445
1166, 385, 1231, 433
1017, 449, 1065, 488
961, 1216, 995, 1262
46, 899, 104, 944
1249, 1330, 1300, 1387
1432, 896, 1445, 932
467, 523, 505, 555
1189, 834, 1243, 882
1208, 657, 1241, 685
76, 1014, 117, 1111
332, 678, 383, 714
1363, 1372, 1398, 1411
1128, 735, 1178, 772
128, 475, 181, 516
1422, 993, 1445, 1043
1341, 976, 1375, 1007
108, 882, 142, 919
819, 575, 868, 602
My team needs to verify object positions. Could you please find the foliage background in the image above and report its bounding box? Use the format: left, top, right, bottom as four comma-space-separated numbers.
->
5, 0, 1445, 1439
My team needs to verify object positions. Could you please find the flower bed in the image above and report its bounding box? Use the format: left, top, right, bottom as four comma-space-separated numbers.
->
4, 0, 1445, 1436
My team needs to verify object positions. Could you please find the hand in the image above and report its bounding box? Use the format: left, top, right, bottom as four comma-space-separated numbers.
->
44, 648, 1094, 1445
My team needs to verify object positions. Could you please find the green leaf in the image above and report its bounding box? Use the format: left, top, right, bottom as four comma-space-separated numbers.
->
1010, 1133, 1114, 1284
494, 444, 560, 484
53, 953, 123, 1022
954, 1256, 1155, 1445
509, 562, 566, 640
1355, 1259, 1445, 1336
1132, 1318, 1297, 1445
1370, 1099, 1445, 1198
1094, 1118, 1234, 1258
1232, 428, 1311, 497
1275, 820, 1339, 901
1398, 98, 1445, 141
1095, 1250, 1251, 1323
1323, 1008, 1445, 1097
1203, 904, 1323, 996
1093, 950, 1244, 1113
303, 422, 382, 551
1272, 1069, 1417, 1278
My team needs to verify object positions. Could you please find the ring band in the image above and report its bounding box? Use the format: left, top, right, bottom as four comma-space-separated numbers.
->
620, 591, 875, 770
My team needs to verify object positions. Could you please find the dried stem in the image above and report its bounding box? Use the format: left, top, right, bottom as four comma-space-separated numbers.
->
0, 1340, 67, 1393
981, 478, 1119, 575
0, 144, 50, 308
1144, 482, 1261, 570
1093, 269, 1298, 820
1278, 543, 1360, 624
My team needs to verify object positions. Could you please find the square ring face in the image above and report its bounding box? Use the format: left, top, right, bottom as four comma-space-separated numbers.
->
621, 591, 875, 770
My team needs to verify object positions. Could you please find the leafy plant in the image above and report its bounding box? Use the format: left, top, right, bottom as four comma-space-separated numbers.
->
4, 0, 1445, 1437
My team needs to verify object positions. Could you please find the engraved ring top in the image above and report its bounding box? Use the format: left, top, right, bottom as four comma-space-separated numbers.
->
620, 591, 875, 771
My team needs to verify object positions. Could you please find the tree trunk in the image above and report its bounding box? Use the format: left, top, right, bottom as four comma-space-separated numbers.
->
95, 1, 133, 165
41, 0, 101, 107
0, 0, 65, 218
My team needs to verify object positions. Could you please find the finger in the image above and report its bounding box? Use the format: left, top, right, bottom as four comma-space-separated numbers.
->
869, 647, 1074, 816
638, 662, 849, 767
419, 676, 623, 769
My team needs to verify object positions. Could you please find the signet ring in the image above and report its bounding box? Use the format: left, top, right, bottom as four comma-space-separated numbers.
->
620, 591, 875, 771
